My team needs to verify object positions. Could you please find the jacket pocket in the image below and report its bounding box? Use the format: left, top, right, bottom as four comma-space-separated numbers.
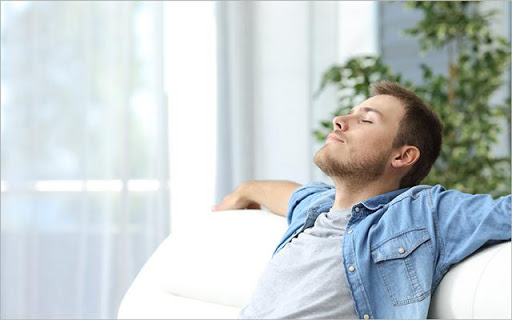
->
371, 228, 434, 306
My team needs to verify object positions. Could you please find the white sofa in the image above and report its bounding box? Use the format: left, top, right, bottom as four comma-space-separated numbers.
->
118, 209, 511, 319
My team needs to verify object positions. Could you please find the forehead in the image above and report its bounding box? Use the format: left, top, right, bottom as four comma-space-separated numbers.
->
353, 95, 405, 122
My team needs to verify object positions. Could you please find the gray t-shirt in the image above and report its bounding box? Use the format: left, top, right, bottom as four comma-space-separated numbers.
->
239, 208, 358, 319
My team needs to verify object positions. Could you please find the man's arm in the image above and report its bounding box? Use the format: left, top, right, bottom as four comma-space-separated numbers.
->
212, 180, 301, 217
431, 186, 511, 274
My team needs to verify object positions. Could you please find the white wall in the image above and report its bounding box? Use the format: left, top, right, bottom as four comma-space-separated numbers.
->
251, 2, 312, 183
165, 2, 218, 233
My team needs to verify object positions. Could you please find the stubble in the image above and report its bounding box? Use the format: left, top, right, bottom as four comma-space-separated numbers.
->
313, 144, 390, 185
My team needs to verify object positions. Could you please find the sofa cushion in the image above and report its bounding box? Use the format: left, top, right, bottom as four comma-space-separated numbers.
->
161, 210, 287, 308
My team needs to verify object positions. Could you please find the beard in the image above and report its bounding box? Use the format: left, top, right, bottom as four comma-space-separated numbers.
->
313, 144, 390, 184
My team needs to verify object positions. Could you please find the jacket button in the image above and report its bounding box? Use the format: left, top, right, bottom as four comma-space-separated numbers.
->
398, 247, 405, 254
354, 207, 360, 213
348, 266, 356, 272
363, 314, 370, 320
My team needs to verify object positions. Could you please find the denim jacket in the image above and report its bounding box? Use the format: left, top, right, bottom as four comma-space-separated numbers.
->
274, 183, 511, 319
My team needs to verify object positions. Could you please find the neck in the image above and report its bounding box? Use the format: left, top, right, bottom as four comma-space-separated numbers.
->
331, 177, 400, 210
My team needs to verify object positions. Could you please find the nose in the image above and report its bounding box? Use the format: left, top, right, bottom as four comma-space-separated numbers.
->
333, 115, 348, 131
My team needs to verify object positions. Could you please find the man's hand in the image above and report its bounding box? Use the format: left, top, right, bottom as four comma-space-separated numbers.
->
212, 180, 301, 217
212, 181, 262, 211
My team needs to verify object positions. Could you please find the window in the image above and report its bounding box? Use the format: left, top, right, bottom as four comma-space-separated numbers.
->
1, 2, 169, 318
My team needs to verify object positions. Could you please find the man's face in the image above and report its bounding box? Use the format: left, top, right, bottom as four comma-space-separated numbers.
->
314, 94, 405, 182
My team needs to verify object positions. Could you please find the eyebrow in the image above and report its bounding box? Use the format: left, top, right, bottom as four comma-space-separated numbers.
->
348, 107, 384, 118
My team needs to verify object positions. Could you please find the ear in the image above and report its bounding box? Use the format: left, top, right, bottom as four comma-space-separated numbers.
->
391, 145, 420, 169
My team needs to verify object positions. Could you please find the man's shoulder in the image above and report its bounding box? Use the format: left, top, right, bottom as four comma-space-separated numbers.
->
389, 184, 511, 208
292, 182, 335, 200
400, 184, 439, 198
299, 181, 334, 191
379, 184, 446, 209
398, 184, 448, 198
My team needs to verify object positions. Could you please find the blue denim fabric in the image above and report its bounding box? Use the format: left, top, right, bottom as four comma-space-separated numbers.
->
274, 183, 512, 319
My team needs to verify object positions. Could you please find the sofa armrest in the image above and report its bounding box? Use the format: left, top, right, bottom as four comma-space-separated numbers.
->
428, 241, 511, 319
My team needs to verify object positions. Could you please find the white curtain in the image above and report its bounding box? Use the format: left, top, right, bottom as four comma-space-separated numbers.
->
215, 1, 256, 204
0, 2, 169, 318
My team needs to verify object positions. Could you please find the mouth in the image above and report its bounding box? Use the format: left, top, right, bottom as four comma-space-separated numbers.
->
326, 132, 345, 143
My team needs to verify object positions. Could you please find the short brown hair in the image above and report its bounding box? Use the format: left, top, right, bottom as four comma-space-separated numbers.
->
371, 81, 443, 188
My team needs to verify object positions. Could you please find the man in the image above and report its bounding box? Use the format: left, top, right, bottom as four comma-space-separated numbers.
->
213, 81, 511, 319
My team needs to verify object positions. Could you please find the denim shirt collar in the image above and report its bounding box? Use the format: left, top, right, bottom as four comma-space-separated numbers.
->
360, 188, 409, 211
299, 185, 427, 230
304, 188, 409, 227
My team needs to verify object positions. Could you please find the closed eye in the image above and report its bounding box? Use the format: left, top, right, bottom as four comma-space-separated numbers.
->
362, 120, 373, 124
